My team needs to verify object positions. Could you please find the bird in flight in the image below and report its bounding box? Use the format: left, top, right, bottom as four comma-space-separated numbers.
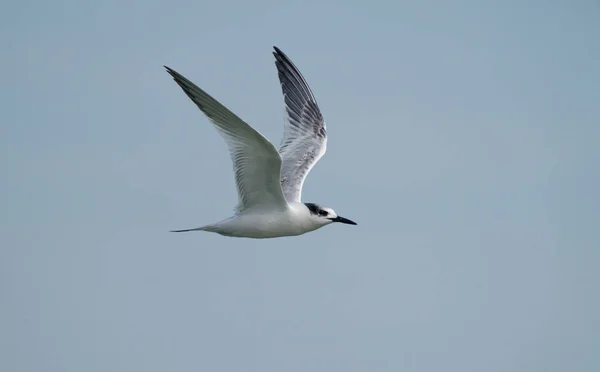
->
165, 46, 357, 238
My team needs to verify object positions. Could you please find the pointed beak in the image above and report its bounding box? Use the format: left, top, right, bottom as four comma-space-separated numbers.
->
330, 216, 357, 225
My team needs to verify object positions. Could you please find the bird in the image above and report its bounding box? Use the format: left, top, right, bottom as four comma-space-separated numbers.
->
164, 46, 357, 238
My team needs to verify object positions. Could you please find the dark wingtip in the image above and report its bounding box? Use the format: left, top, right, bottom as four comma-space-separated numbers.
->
164, 65, 177, 76
272, 46, 288, 60
163, 66, 188, 89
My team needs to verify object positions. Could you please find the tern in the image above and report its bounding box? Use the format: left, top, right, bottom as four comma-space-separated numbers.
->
165, 46, 357, 238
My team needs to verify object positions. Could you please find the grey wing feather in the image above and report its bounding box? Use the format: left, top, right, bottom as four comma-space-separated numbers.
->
165, 66, 288, 212
273, 47, 327, 203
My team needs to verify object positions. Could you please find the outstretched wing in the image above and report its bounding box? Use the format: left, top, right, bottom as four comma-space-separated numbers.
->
273, 47, 327, 203
165, 66, 288, 212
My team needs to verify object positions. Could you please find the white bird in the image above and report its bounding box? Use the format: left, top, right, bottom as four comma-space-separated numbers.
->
165, 46, 357, 238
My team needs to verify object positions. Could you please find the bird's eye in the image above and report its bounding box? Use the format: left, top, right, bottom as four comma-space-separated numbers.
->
318, 210, 328, 217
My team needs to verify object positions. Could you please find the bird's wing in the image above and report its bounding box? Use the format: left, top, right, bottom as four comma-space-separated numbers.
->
165, 66, 288, 212
273, 47, 327, 203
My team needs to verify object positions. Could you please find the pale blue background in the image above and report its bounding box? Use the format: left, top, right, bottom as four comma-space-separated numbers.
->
2, 0, 599, 371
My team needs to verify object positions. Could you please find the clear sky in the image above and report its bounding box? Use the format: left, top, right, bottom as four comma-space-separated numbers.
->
2, 0, 599, 371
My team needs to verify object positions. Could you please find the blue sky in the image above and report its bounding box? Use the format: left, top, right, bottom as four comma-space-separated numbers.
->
2, 0, 599, 371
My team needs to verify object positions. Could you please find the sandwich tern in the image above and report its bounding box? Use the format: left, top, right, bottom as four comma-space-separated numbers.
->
165, 46, 357, 238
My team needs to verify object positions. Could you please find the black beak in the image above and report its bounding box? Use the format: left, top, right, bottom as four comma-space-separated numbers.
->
330, 216, 358, 225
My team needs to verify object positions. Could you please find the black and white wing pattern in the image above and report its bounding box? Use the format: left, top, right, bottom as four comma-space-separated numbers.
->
273, 47, 327, 203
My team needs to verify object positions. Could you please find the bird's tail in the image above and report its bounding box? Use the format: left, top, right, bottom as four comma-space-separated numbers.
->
170, 227, 203, 233
170, 223, 220, 233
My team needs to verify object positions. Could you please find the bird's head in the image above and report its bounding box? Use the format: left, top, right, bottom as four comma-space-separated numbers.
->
303, 203, 357, 227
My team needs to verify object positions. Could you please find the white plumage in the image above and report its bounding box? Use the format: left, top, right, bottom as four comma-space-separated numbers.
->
165, 47, 356, 238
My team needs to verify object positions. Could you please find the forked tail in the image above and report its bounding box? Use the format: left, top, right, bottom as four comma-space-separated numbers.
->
170, 227, 203, 233
170, 224, 220, 233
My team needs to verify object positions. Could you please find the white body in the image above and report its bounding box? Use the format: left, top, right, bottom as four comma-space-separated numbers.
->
165, 47, 356, 239
202, 203, 330, 238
